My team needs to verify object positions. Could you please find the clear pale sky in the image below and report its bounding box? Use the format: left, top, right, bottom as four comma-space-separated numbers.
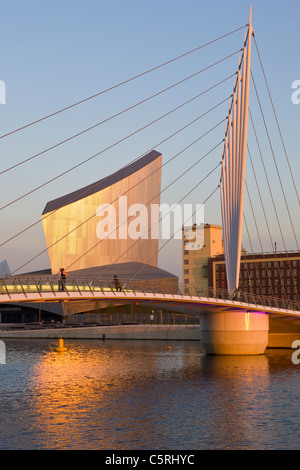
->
1, 0, 299, 279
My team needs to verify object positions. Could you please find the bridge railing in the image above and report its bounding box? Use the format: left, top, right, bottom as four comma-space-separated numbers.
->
0, 276, 299, 312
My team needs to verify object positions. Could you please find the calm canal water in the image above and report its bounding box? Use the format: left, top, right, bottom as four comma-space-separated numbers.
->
0, 338, 299, 450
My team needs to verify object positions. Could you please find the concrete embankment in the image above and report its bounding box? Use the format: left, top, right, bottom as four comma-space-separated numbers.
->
1, 324, 297, 348
0, 324, 201, 341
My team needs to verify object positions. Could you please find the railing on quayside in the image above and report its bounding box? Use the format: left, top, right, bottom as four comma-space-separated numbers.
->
0, 276, 299, 313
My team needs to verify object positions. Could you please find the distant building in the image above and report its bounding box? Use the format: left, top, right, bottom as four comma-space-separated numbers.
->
182, 224, 223, 291
182, 224, 299, 302
209, 251, 300, 301
0, 260, 10, 278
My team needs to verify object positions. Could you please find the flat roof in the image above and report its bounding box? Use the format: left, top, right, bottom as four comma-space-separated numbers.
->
42, 150, 162, 215
60, 262, 178, 281
13, 262, 177, 282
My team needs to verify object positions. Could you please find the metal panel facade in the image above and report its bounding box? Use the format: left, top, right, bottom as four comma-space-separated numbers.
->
42, 151, 162, 273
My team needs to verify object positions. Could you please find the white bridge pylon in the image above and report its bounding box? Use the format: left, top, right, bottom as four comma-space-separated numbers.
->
220, 7, 253, 295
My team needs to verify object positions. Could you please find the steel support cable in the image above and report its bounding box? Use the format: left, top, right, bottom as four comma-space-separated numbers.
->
1, 98, 229, 248
129, 185, 220, 283
242, 212, 276, 301
237, 238, 249, 294
238, 216, 266, 298
0, 24, 246, 140
251, 71, 299, 251
249, 108, 299, 296
249, 107, 292, 253
247, 143, 274, 251
0, 63, 237, 176
0, 67, 237, 212
253, 36, 299, 205
247, 143, 285, 296
10, 133, 223, 276
244, 180, 285, 300
243, 211, 296, 311
66, 157, 222, 274
247, 144, 298, 300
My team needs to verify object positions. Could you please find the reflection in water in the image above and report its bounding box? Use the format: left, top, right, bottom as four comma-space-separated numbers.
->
0, 339, 300, 450
28, 341, 205, 449
198, 354, 271, 449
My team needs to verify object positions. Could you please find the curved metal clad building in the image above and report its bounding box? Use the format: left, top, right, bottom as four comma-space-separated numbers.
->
42, 150, 162, 273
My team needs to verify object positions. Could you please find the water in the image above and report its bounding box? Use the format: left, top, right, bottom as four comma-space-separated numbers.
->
0, 338, 299, 450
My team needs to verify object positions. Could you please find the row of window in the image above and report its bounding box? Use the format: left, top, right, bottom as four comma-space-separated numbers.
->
215, 260, 299, 270
216, 268, 298, 278
183, 278, 299, 299
216, 280, 298, 298
241, 278, 297, 287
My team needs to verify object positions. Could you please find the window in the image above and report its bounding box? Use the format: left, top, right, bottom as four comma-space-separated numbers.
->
184, 279, 189, 284
184, 259, 189, 265
184, 269, 189, 274
184, 250, 189, 255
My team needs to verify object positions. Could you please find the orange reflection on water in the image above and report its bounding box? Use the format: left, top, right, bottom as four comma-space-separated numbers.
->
24, 341, 299, 450
29, 341, 160, 449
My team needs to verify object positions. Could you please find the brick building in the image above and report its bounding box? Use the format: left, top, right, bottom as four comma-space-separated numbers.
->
208, 251, 300, 301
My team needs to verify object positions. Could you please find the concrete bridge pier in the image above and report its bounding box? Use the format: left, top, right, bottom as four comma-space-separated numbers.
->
200, 310, 269, 355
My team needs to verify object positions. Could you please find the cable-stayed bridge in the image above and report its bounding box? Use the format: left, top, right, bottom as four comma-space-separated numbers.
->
0, 8, 299, 354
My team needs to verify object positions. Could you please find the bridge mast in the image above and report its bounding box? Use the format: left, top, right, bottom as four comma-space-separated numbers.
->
201, 7, 268, 355
220, 6, 253, 294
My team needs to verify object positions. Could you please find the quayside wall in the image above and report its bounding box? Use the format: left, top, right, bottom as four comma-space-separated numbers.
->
0, 323, 299, 348
0, 324, 201, 341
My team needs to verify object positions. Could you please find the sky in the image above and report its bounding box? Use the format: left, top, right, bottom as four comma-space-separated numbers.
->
1, 0, 299, 281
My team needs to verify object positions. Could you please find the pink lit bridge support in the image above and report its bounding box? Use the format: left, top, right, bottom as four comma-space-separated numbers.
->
200, 7, 270, 355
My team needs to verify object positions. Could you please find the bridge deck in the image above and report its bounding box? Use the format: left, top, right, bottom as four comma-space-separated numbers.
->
0, 277, 299, 318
